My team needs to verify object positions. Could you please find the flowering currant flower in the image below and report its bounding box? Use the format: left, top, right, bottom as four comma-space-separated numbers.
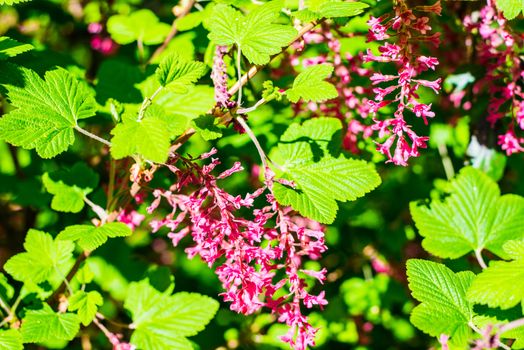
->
148, 152, 328, 350
464, 1, 524, 155
365, 1, 442, 165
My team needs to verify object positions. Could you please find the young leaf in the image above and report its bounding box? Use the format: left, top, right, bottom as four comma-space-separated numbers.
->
410, 167, 524, 259
42, 173, 92, 213
110, 115, 171, 163
107, 9, 171, 45
0, 37, 33, 60
0, 0, 31, 5
407, 259, 474, 346
317, 1, 369, 18
68, 290, 103, 326
155, 54, 207, 88
467, 239, 524, 310
0, 68, 97, 158
207, 1, 297, 64
286, 64, 338, 103
4, 229, 74, 283
125, 279, 219, 350
0, 329, 23, 350
273, 118, 381, 224
496, 0, 524, 20
21, 305, 80, 343
57, 223, 132, 251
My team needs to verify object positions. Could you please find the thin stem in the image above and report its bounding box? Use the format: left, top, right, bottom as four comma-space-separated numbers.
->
0, 297, 11, 315
0, 294, 23, 327
107, 158, 116, 211
468, 321, 483, 336
236, 45, 243, 106
148, 0, 196, 64
438, 144, 455, 180
499, 317, 524, 334
0, 316, 10, 328
84, 196, 109, 224
48, 251, 90, 303
10, 295, 21, 316
96, 313, 129, 328
236, 116, 267, 169
237, 97, 266, 114
137, 86, 164, 121
93, 317, 114, 340
74, 125, 112, 147
474, 249, 488, 269
137, 39, 145, 64
55, 266, 74, 295
81, 333, 92, 350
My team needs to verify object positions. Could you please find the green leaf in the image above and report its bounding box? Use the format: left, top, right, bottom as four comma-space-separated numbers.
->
0, 329, 23, 350
21, 305, 80, 343
317, 1, 369, 18
95, 59, 144, 104
191, 115, 223, 141
42, 173, 91, 213
68, 291, 103, 326
0, 0, 31, 5
410, 167, 524, 259
0, 273, 15, 303
467, 239, 524, 310
286, 64, 338, 103
175, 10, 208, 31
207, 1, 297, 64
107, 9, 171, 45
4, 229, 74, 283
273, 118, 380, 224
0, 37, 33, 60
41, 162, 99, 210
291, 9, 322, 22
57, 223, 132, 251
407, 259, 474, 346
496, 0, 524, 19
157, 85, 215, 120
155, 54, 207, 88
0, 68, 97, 158
110, 115, 171, 163
125, 279, 219, 350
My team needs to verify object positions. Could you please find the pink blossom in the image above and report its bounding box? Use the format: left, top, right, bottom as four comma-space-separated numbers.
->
117, 210, 145, 230
417, 56, 439, 70
87, 22, 103, 34
211, 46, 236, 109
366, 1, 441, 165
412, 103, 435, 124
498, 131, 524, 155
148, 156, 328, 349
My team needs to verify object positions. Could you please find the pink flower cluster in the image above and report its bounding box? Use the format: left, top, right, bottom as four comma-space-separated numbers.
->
117, 209, 145, 230
211, 45, 236, 109
289, 26, 375, 154
87, 22, 118, 56
464, 2, 524, 155
148, 149, 328, 350
365, 1, 442, 165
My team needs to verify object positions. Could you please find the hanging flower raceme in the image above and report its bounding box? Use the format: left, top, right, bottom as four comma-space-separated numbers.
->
463, 2, 524, 155
211, 45, 236, 109
147, 150, 328, 350
365, 1, 442, 165
288, 25, 375, 154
